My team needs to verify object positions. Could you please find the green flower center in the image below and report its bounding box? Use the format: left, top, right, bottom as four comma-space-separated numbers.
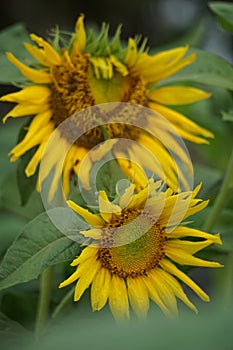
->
99, 209, 166, 278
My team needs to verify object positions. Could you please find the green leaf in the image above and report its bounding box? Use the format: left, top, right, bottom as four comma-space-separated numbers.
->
209, 2, 233, 33
0, 212, 81, 291
222, 110, 233, 122
0, 23, 31, 84
0, 311, 32, 350
162, 49, 233, 90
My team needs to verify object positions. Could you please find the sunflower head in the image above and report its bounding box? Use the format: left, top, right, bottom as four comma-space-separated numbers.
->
59, 179, 223, 320
1, 14, 213, 200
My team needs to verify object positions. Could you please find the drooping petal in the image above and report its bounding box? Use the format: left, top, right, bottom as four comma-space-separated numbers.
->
91, 267, 111, 311
148, 102, 214, 140
160, 259, 210, 302
0, 85, 51, 104
109, 275, 129, 321
30, 33, 62, 66
166, 237, 221, 255
168, 226, 222, 244
127, 276, 149, 318
148, 269, 178, 317
148, 86, 211, 105
143, 275, 169, 316
2, 103, 50, 123
6, 52, 51, 83
165, 246, 223, 268
24, 42, 47, 65
157, 268, 197, 313
74, 259, 101, 301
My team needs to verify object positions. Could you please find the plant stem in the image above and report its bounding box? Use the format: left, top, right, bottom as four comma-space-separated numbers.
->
35, 266, 53, 338
203, 148, 233, 232
52, 286, 75, 319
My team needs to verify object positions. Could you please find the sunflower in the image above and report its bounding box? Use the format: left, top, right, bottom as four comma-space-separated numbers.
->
1, 15, 213, 199
59, 179, 222, 320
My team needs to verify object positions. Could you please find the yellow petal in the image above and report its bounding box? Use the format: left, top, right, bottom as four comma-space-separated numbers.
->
80, 228, 103, 240
168, 226, 222, 244
0, 85, 51, 104
109, 55, 128, 76
148, 102, 214, 139
157, 268, 197, 313
125, 38, 138, 67
128, 143, 165, 180
143, 275, 169, 316
99, 190, 121, 222
72, 14, 86, 54
160, 259, 210, 301
70, 246, 98, 266
67, 200, 104, 227
149, 269, 178, 317
60, 251, 98, 289
24, 42, 47, 65
74, 260, 101, 301
109, 275, 129, 321
25, 139, 48, 177
6, 52, 51, 83
165, 246, 223, 268
116, 157, 147, 191
166, 239, 217, 255
127, 276, 149, 319
91, 267, 111, 311
9, 122, 54, 161
30, 33, 62, 66
151, 53, 196, 83
119, 183, 136, 209
148, 86, 211, 105
3, 103, 49, 123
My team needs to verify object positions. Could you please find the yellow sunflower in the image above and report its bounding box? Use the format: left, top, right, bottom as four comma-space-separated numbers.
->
59, 179, 222, 320
1, 15, 213, 199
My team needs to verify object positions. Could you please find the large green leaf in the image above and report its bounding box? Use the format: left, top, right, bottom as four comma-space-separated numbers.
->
0, 212, 81, 290
0, 311, 32, 350
162, 49, 233, 90
0, 23, 31, 84
209, 2, 233, 33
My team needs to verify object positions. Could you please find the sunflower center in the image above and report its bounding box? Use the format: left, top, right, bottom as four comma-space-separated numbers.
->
99, 209, 166, 278
50, 54, 148, 149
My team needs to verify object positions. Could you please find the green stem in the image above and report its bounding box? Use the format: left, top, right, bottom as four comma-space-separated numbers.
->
35, 266, 53, 337
52, 286, 75, 319
203, 148, 233, 232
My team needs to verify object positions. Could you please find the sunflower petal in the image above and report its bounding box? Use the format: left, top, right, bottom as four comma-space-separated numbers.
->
91, 267, 111, 311
109, 275, 129, 321
148, 86, 211, 105
127, 276, 149, 318
165, 246, 223, 267
74, 259, 101, 301
160, 259, 210, 301
125, 38, 138, 67
6, 52, 51, 83
67, 200, 104, 227
99, 190, 121, 222
72, 14, 86, 54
